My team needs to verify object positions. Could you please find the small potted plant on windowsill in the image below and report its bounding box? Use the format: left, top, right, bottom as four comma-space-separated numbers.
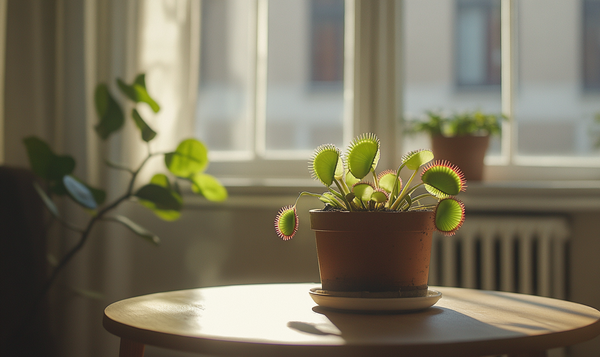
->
407, 110, 504, 181
274, 133, 466, 299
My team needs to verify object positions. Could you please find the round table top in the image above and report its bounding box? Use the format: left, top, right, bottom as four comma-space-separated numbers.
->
103, 283, 600, 357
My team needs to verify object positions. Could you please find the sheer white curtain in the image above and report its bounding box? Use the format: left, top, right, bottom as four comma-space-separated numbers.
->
3, 1, 196, 356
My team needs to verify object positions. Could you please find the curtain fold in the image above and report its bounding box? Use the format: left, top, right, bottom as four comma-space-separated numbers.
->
2, 1, 199, 356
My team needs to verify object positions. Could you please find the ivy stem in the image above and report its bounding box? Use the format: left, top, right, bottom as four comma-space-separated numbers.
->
35, 150, 155, 304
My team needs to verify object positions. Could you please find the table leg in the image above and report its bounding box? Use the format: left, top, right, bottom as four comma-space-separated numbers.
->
119, 338, 145, 357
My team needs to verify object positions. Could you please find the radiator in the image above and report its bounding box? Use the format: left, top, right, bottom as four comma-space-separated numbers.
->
429, 215, 570, 299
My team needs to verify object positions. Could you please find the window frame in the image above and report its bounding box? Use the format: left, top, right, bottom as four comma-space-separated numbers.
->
197, 0, 600, 187
200, 0, 400, 186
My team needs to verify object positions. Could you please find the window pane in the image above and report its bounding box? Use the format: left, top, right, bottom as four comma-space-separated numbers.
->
583, 0, 600, 90
265, 0, 345, 152
456, 0, 501, 87
196, 0, 254, 152
515, 0, 600, 157
403, 0, 502, 155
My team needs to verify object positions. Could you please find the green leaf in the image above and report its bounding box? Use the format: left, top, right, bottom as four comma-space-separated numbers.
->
23, 136, 55, 179
309, 144, 341, 186
190, 173, 228, 202
421, 162, 466, 197
134, 184, 182, 211
346, 133, 380, 179
435, 198, 465, 235
109, 215, 160, 246
63, 175, 97, 209
378, 170, 401, 195
117, 74, 160, 113
131, 109, 157, 142
137, 175, 182, 221
87, 185, 107, 206
371, 189, 389, 204
33, 182, 59, 217
274, 206, 298, 240
94, 84, 125, 140
165, 138, 209, 178
150, 173, 171, 189
47, 155, 76, 181
352, 182, 374, 203
402, 149, 434, 171
345, 170, 360, 187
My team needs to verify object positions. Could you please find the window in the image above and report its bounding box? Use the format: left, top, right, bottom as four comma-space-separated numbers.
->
310, 0, 345, 85
192, 1, 600, 184
514, 0, 599, 159
455, 0, 501, 88
404, 0, 600, 178
195, 0, 346, 177
583, 0, 600, 90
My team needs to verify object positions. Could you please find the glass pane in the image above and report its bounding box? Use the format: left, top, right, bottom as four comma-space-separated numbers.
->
402, 0, 502, 155
515, 0, 600, 156
515, 0, 600, 157
195, 0, 254, 152
265, 0, 345, 152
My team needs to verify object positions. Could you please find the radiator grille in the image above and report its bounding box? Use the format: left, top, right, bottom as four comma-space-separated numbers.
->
429, 215, 570, 299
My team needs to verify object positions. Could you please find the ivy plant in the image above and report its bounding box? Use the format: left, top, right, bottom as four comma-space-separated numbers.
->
274, 133, 466, 240
24, 73, 227, 299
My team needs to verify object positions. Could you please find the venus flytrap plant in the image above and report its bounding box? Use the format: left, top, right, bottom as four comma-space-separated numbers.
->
275, 133, 466, 240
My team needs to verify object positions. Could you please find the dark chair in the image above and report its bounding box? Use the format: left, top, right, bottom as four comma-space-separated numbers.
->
0, 166, 55, 356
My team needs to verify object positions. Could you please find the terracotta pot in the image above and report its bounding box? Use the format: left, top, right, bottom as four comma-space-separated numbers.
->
431, 135, 490, 181
310, 210, 435, 297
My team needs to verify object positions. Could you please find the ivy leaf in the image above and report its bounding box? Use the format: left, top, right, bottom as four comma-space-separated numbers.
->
63, 175, 97, 209
131, 109, 157, 142
108, 215, 160, 246
117, 74, 160, 113
135, 180, 182, 221
23, 136, 54, 179
190, 173, 228, 202
47, 155, 76, 181
24, 136, 76, 191
23, 136, 75, 182
94, 84, 125, 140
165, 138, 209, 178
134, 184, 182, 211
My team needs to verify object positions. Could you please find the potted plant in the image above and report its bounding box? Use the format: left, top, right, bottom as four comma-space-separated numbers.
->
407, 110, 504, 181
274, 133, 466, 297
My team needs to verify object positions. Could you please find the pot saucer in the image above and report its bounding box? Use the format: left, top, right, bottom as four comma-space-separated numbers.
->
309, 287, 442, 313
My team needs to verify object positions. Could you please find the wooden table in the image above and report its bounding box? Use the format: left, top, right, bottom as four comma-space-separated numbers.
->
103, 283, 600, 357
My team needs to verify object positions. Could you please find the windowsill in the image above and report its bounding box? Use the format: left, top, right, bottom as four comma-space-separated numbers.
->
185, 179, 600, 212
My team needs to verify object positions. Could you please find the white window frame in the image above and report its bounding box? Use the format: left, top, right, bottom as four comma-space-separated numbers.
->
486, 0, 600, 181
198, 0, 600, 187
198, 0, 400, 187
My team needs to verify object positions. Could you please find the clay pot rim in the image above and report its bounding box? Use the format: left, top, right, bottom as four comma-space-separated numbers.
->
309, 209, 436, 232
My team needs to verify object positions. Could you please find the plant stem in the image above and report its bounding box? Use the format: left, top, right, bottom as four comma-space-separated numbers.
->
391, 169, 419, 210
333, 179, 353, 211
35, 150, 155, 303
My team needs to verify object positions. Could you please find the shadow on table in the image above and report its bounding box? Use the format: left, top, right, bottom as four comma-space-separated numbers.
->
287, 305, 549, 357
